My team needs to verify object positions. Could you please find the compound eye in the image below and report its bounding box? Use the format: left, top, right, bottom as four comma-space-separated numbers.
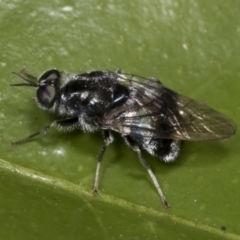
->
37, 85, 56, 109
36, 69, 61, 109
38, 69, 60, 83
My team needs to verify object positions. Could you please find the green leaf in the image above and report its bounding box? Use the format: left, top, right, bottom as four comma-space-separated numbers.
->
0, 0, 239, 239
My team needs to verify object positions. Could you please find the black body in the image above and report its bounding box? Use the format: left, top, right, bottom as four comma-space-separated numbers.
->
11, 69, 236, 208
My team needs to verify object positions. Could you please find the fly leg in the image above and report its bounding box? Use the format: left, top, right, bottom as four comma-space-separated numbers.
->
93, 130, 114, 196
11, 117, 79, 146
124, 136, 170, 209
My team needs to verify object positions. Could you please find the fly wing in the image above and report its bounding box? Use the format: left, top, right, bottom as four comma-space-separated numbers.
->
102, 74, 236, 141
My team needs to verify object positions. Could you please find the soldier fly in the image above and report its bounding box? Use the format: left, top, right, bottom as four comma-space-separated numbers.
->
11, 69, 236, 208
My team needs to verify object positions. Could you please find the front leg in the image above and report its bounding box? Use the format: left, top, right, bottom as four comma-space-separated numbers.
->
93, 130, 114, 196
11, 117, 79, 146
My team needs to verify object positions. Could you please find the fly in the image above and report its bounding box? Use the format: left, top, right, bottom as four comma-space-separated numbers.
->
10, 69, 236, 208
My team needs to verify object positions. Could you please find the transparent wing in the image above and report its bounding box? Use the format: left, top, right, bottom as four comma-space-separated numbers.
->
102, 73, 236, 141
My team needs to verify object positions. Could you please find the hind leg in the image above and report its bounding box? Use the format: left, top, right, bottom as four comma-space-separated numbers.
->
124, 136, 170, 208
